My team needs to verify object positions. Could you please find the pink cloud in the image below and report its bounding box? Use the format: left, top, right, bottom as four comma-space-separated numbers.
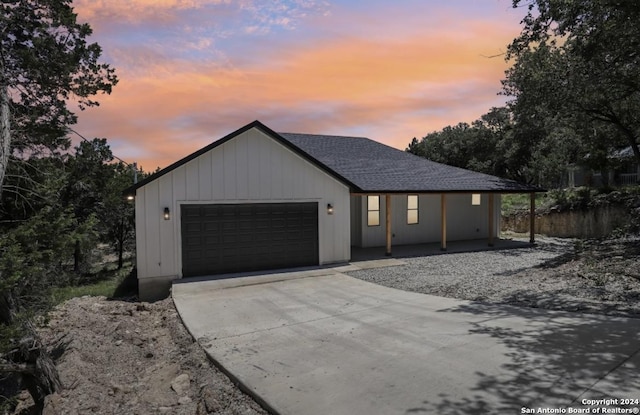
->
73, 1, 523, 171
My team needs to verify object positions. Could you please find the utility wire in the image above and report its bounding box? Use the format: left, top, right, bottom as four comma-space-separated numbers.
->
67, 127, 138, 184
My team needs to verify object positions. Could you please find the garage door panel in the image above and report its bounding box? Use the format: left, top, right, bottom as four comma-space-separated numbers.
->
181, 203, 318, 277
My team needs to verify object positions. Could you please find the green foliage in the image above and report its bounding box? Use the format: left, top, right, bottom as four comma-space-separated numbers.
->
407, 106, 570, 185
0, 2, 123, 405
504, 0, 640, 170
1, 0, 118, 154
50, 260, 133, 305
0, 202, 98, 302
407, 107, 525, 181
410, 1, 640, 188
544, 187, 596, 211
539, 186, 640, 215
97, 162, 136, 268
501, 193, 546, 216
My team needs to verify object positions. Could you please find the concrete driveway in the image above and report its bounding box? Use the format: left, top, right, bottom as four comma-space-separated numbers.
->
173, 265, 640, 415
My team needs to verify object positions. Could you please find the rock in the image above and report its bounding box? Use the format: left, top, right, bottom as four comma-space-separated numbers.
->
13, 390, 35, 414
171, 373, 190, 396
178, 396, 193, 405
110, 382, 133, 395
201, 384, 222, 412
196, 401, 209, 415
42, 393, 63, 415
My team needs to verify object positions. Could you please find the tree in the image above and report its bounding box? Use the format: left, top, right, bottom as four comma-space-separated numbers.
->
407, 107, 525, 181
63, 138, 115, 273
504, 0, 640, 168
98, 162, 135, 270
0, 0, 117, 409
61, 139, 137, 271
0, 159, 97, 409
0, 0, 117, 194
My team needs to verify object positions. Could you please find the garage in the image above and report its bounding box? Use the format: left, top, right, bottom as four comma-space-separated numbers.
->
181, 202, 319, 277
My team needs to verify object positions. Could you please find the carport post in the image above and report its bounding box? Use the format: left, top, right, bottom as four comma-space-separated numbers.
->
488, 193, 495, 247
529, 192, 536, 244
440, 193, 447, 251
385, 194, 392, 256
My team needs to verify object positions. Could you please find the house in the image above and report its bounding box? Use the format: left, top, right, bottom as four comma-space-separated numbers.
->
125, 120, 540, 301
565, 146, 640, 188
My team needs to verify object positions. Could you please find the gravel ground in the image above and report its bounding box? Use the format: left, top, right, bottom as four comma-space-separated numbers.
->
346, 236, 640, 317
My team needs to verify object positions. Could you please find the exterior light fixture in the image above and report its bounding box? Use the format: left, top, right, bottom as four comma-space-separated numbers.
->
163, 207, 170, 220
327, 203, 334, 215
126, 195, 134, 201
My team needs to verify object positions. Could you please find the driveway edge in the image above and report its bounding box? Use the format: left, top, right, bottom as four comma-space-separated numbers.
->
171, 291, 281, 415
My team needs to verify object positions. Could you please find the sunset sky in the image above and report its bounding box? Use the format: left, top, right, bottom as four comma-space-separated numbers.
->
71, 0, 526, 171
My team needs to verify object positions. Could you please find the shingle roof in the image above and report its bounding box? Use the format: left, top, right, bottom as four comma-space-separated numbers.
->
125, 120, 541, 195
279, 132, 540, 193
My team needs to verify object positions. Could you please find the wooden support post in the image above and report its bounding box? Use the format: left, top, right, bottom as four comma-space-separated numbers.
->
529, 192, 536, 244
488, 193, 495, 247
440, 193, 447, 251
385, 194, 392, 256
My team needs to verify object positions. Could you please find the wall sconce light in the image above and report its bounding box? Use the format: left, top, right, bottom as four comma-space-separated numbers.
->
327, 203, 334, 215
126, 195, 134, 201
163, 207, 170, 220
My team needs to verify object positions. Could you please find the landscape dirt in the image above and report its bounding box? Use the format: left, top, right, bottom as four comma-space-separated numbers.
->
11, 296, 267, 415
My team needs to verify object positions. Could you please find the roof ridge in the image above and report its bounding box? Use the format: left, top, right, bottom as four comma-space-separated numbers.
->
279, 132, 370, 140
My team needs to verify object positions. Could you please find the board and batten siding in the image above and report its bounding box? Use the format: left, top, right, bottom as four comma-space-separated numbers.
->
355, 193, 501, 248
135, 127, 351, 282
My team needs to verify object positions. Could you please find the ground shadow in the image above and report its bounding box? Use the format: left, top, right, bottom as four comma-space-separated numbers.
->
406, 303, 640, 414
109, 267, 138, 300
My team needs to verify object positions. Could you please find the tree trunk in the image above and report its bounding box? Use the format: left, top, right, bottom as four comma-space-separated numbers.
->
613, 119, 640, 167
8, 322, 62, 411
0, 283, 61, 411
73, 239, 81, 273
117, 219, 124, 269
117, 239, 124, 270
0, 83, 11, 200
0, 284, 17, 326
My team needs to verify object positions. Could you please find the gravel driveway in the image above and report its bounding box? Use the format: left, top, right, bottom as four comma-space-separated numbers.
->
346, 237, 640, 317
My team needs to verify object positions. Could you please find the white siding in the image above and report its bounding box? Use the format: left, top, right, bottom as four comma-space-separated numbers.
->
136, 127, 351, 280
446, 194, 487, 240
350, 195, 362, 247
357, 193, 501, 248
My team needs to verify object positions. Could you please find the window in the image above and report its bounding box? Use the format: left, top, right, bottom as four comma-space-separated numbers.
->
367, 195, 380, 226
407, 195, 418, 224
471, 194, 481, 206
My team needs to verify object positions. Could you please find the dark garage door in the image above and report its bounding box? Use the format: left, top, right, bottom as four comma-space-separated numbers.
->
181, 203, 319, 277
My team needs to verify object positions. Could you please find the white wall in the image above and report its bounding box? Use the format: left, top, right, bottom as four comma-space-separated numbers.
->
135, 127, 351, 281
350, 195, 362, 247
355, 193, 501, 248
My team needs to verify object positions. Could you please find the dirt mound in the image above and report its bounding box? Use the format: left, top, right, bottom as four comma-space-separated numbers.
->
13, 296, 267, 415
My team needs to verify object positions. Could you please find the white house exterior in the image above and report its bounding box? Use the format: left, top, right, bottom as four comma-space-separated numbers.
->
132, 125, 351, 300
350, 193, 501, 248
126, 121, 538, 301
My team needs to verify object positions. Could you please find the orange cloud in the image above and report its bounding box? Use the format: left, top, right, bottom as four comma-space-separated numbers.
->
74, 4, 522, 171
74, 0, 227, 23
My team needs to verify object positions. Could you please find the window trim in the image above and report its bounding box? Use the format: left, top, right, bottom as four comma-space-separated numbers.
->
407, 194, 419, 225
367, 195, 380, 227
